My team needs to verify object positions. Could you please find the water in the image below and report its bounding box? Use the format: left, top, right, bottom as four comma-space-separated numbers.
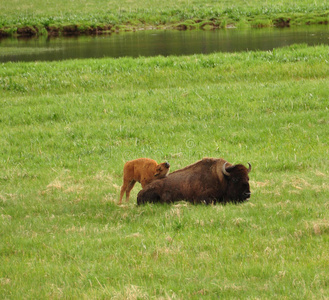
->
1, 26, 328, 62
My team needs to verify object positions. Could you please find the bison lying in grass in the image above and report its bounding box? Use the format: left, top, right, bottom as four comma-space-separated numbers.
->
137, 158, 251, 205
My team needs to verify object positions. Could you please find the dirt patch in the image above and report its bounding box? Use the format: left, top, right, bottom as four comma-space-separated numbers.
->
273, 17, 291, 28
175, 24, 188, 31
0, 28, 10, 37
62, 25, 80, 36
18, 26, 39, 37
0, 26, 40, 37
46, 26, 60, 37
62, 24, 113, 36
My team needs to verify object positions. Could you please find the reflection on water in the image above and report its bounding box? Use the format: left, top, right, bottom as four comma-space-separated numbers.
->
1, 26, 329, 62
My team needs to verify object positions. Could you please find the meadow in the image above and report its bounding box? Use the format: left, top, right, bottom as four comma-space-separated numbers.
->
1, 0, 329, 36
0, 43, 328, 298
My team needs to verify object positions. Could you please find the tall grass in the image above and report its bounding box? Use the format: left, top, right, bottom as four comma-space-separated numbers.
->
0, 44, 329, 298
0, 0, 329, 35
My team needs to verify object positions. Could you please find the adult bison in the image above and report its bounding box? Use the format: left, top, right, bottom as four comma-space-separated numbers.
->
137, 158, 251, 205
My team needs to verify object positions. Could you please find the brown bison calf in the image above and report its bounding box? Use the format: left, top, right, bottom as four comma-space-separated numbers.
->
119, 158, 170, 205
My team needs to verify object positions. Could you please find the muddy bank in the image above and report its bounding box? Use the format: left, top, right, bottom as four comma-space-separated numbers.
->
0, 24, 114, 38
0, 16, 328, 38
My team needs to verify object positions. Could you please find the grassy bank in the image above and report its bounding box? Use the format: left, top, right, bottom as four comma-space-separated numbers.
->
1, 0, 329, 37
1, 44, 329, 298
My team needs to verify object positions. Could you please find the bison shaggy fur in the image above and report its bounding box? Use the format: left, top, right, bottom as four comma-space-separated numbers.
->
137, 158, 251, 205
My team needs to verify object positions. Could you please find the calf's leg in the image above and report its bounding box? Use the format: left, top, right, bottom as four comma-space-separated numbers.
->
125, 180, 136, 203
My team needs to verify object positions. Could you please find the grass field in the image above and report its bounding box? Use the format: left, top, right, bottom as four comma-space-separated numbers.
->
1, 0, 329, 36
0, 44, 328, 298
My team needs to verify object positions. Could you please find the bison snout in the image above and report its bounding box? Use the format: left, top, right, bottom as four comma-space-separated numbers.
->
243, 192, 251, 199
165, 162, 170, 168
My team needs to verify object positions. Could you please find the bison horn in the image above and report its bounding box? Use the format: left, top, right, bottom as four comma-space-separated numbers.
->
222, 162, 230, 176
247, 163, 251, 173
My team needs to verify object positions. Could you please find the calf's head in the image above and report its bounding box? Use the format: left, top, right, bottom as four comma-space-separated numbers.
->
222, 162, 251, 202
154, 162, 170, 178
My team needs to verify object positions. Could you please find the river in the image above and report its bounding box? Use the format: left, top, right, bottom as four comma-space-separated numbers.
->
0, 25, 328, 62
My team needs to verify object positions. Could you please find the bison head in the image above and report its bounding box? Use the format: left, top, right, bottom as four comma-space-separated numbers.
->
222, 162, 251, 202
154, 162, 170, 178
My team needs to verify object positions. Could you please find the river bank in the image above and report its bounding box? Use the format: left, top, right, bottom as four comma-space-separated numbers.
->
1, 1, 329, 38
1, 26, 329, 63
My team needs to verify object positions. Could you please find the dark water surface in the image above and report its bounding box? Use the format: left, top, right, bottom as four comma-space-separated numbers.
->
1, 26, 329, 62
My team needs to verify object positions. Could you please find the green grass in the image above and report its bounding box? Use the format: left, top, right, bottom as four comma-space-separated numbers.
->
1, 0, 329, 36
1, 44, 329, 298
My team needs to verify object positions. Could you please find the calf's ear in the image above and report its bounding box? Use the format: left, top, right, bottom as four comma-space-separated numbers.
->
154, 165, 161, 176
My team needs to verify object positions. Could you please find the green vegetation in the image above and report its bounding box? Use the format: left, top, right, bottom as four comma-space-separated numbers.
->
0, 0, 329, 36
1, 44, 329, 298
